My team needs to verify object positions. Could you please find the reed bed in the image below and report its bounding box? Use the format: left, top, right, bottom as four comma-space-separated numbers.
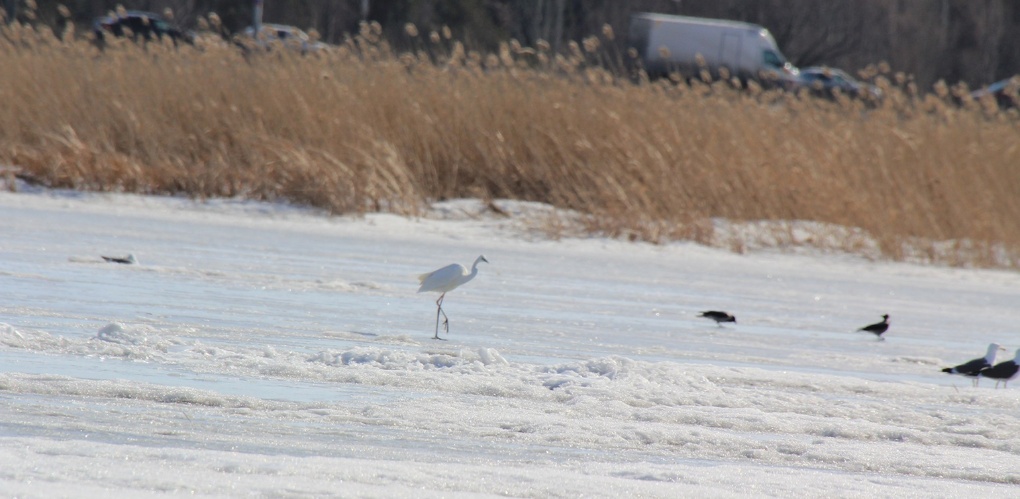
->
2, 20, 1019, 268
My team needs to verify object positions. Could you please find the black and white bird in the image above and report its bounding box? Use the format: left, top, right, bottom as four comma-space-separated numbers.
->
942, 343, 1003, 386
857, 314, 889, 340
978, 348, 1020, 389
101, 253, 137, 265
698, 311, 736, 326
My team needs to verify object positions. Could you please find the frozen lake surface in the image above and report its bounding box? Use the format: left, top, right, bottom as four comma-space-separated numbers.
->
1, 189, 1019, 497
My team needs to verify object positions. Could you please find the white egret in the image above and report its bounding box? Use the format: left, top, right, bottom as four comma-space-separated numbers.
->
417, 255, 488, 340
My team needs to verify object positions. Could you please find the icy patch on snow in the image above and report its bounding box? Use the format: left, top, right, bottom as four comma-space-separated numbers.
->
0, 322, 181, 362
97, 323, 144, 345
0, 372, 276, 409
308, 346, 511, 372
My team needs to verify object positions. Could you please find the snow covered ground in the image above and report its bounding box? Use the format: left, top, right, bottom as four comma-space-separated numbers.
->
1, 188, 1019, 497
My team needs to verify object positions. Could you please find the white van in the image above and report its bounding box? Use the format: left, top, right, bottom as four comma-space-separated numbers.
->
629, 12, 797, 85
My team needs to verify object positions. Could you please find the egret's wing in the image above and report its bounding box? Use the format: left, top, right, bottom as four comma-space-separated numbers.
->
417, 263, 466, 292
417, 265, 451, 291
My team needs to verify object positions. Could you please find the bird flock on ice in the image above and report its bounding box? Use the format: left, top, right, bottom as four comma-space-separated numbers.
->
412, 254, 1020, 388
100, 251, 1020, 389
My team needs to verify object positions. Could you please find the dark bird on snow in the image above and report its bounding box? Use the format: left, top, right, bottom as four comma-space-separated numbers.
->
857, 314, 889, 340
942, 343, 1004, 386
978, 348, 1020, 389
102, 253, 137, 265
698, 311, 736, 326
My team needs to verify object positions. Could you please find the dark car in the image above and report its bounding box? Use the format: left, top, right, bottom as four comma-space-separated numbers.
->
93, 10, 194, 46
970, 77, 1019, 110
794, 66, 881, 100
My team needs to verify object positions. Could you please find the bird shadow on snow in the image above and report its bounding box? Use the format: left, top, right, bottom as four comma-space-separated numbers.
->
68, 255, 117, 265
321, 330, 422, 346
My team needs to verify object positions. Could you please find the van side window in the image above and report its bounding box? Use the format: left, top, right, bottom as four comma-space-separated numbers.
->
763, 51, 783, 69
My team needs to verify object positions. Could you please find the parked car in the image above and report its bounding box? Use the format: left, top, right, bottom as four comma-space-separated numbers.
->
92, 10, 193, 46
240, 24, 329, 54
793, 66, 882, 100
628, 12, 799, 87
969, 77, 1019, 110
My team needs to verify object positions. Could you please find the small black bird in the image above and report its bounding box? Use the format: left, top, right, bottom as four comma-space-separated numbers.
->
857, 314, 889, 340
698, 311, 736, 326
942, 343, 1003, 386
978, 348, 1020, 389
102, 253, 137, 265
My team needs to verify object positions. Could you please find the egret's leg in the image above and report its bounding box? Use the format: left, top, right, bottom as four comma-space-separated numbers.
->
433, 293, 447, 340
438, 294, 449, 333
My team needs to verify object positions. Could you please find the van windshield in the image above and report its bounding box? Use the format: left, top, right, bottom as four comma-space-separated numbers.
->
763, 50, 785, 69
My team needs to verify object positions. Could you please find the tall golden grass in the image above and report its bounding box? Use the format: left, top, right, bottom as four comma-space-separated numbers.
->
1, 20, 1019, 268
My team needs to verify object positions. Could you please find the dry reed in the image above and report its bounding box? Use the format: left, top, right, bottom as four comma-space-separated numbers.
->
1, 20, 1018, 268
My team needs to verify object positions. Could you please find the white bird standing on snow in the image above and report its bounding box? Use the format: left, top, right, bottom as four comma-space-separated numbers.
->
417, 255, 488, 340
